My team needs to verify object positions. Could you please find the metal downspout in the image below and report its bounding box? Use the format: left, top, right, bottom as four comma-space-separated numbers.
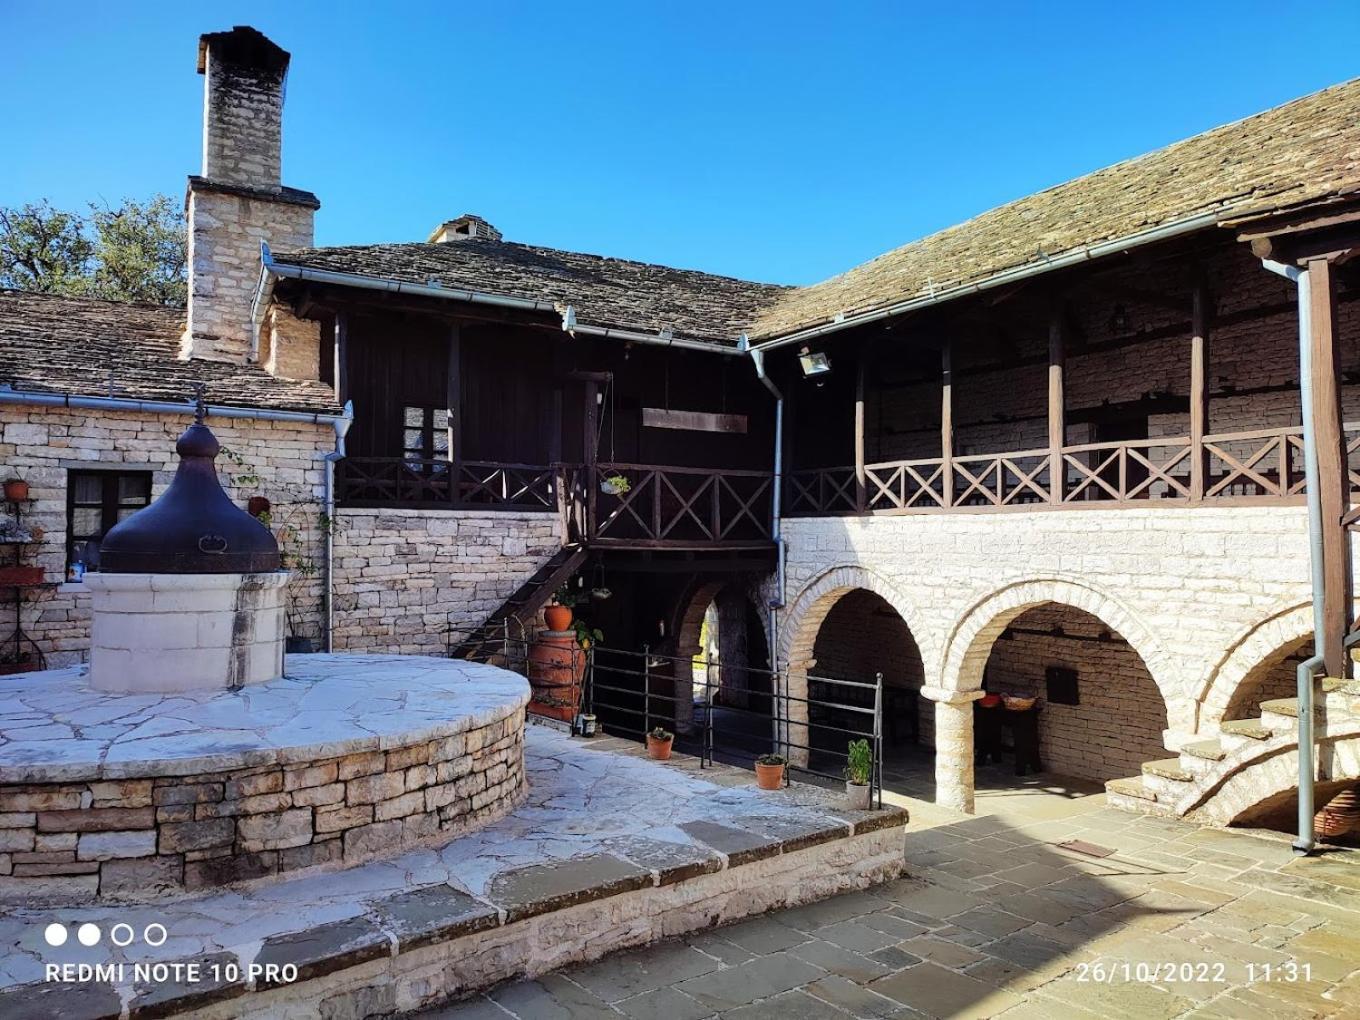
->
322, 402, 354, 653
1263, 259, 1320, 854
744, 341, 785, 643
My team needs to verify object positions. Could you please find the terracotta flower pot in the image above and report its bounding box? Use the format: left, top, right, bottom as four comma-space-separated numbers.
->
755, 761, 785, 790
646, 734, 673, 760
3, 479, 29, 503
544, 604, 573, 632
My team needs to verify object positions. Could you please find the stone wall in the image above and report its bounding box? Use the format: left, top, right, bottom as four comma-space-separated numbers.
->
982, 604, 1169, 781
0, 406, 331, 668
0, 714, 523, 901
182, 184, 317, 364
332, 508, 564, 655
777, 506, 1349, 754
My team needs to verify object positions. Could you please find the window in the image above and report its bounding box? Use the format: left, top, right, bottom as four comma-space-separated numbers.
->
402, 406, 450, 467
67, 470, 152, 570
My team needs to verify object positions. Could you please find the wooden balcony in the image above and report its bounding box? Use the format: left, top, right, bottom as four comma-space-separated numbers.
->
785, 423, 1359, 516
338, 458, 775, 550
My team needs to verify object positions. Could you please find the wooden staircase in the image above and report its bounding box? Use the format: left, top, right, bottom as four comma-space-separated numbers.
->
448, 544, 589, 664
1106, 677, 1360, 824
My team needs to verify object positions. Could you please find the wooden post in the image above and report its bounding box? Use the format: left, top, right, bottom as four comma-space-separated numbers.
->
1190, 284, 1210, 502
941, 341, 954, 508
1048, 311, 1065, 504
333, 313, 348, 402
447, 324, 461, 508
584, 381, 599, 539
1307, 258, 1351, 677
854, 344, 869, 512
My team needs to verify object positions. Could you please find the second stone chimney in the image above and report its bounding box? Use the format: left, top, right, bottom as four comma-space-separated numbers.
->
181, 26, 319, 364
428, 214, 502, 243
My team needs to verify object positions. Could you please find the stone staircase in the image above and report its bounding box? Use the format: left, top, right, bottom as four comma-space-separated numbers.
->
1106, 677, 1360, 824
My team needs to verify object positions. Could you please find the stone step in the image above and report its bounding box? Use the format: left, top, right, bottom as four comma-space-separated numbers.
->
1179, 738, 1226, 763
1142, 758, 1194, 782
1219, 718, 1276, 751
1106, 776, 1158, 801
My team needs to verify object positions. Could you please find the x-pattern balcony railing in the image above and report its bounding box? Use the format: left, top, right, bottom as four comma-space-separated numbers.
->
340, 458, 776, 549
786, 423, 1359, 516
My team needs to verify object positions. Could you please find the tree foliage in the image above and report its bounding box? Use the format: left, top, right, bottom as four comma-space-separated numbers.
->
0, 195, 186, 306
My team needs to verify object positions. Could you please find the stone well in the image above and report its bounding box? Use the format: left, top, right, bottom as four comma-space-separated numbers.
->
0, 655, 529, 901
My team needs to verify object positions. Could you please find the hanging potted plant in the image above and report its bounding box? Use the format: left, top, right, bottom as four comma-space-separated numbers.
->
600, 473, 631, 496
844, 739, 872, 810
3, 478, 29, 503
754, 753, 787, 790
646, 726, 674, 761
545, 583, 577, 632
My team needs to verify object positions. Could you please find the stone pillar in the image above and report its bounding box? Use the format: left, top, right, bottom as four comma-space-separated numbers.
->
921, 686, 983, 814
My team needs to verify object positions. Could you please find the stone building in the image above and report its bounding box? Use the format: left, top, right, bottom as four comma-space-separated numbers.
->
3, 25, 1359, 827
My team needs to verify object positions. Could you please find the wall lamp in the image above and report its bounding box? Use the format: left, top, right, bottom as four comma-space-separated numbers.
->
798, 346, 832, 377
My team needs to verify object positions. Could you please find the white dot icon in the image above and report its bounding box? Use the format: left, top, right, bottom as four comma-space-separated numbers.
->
43, 923, 67, 947
77, 923, 101, 947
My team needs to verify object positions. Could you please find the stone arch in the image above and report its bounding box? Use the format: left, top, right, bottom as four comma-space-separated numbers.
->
940, 578, 1176, 704
1196, 602, 1314, 730
780, 565, 940, 678
778, 565, 935, 769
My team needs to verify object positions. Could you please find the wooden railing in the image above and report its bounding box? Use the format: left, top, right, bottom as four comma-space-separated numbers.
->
585, 463, 774, 548
787, 423, 1355, 516
338, 458, 558, 511
341, 458, 776, 548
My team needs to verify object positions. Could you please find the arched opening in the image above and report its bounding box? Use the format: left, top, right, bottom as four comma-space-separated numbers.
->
979, 603, 1168, 784
808, 589, 929, 781
674, 582, 772, 758
1222, 636, 1312, 722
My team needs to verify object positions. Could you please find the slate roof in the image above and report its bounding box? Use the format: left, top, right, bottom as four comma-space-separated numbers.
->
749, 77, 1360, 339
0, 290, 341, 414
272, 237, 790, 345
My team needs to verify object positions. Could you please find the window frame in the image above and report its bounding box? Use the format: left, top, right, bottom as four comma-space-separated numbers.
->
65, 469, 153, 570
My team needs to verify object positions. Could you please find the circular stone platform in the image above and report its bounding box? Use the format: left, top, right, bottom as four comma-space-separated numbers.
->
0, 654, 529, 901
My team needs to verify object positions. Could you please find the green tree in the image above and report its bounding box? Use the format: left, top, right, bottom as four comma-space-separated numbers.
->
0, 200, 94, 296
0, 195, 186, 306
89, 195, 187, 305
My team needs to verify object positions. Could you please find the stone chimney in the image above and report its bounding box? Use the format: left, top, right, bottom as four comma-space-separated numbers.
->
428, 214, 502, 243
181, 26, 320, 364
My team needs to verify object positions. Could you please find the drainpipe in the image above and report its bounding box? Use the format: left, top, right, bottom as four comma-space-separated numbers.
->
743, 337, 785, 654
322, 402, 354, 653
1262, 259, 1320, 855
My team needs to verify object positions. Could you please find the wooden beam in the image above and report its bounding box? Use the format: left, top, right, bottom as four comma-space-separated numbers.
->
334, 312, 348, 404
447, 324, 462, 506
1048, 310, 1066, 503
1189, 283, 1210, 501
941, 341, 954, 508
1307, 258, 1351, 677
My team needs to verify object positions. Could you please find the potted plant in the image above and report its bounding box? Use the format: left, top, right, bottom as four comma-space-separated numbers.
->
755, 753, 786, 790
571, 619, 603, 650
545, 583, 577, 632
3, 478, 29, 503
845, 739, 872, 809
646, 726, 674, 761
0, 652, 35, 677
600, 473, 632, 496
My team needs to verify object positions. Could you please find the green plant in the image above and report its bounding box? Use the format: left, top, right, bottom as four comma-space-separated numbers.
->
553, 581, 583, 608
846, 739, 872, 786
756, 753, 786, 767
602, 473, 631, 494
649, 726, 673, 742
572, 619, 603, 650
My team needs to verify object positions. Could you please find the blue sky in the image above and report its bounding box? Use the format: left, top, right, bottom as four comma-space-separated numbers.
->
3, 1, 1358, 285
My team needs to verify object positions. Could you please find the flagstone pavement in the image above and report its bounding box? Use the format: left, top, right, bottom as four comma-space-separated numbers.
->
424, 740, 1360, 1019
